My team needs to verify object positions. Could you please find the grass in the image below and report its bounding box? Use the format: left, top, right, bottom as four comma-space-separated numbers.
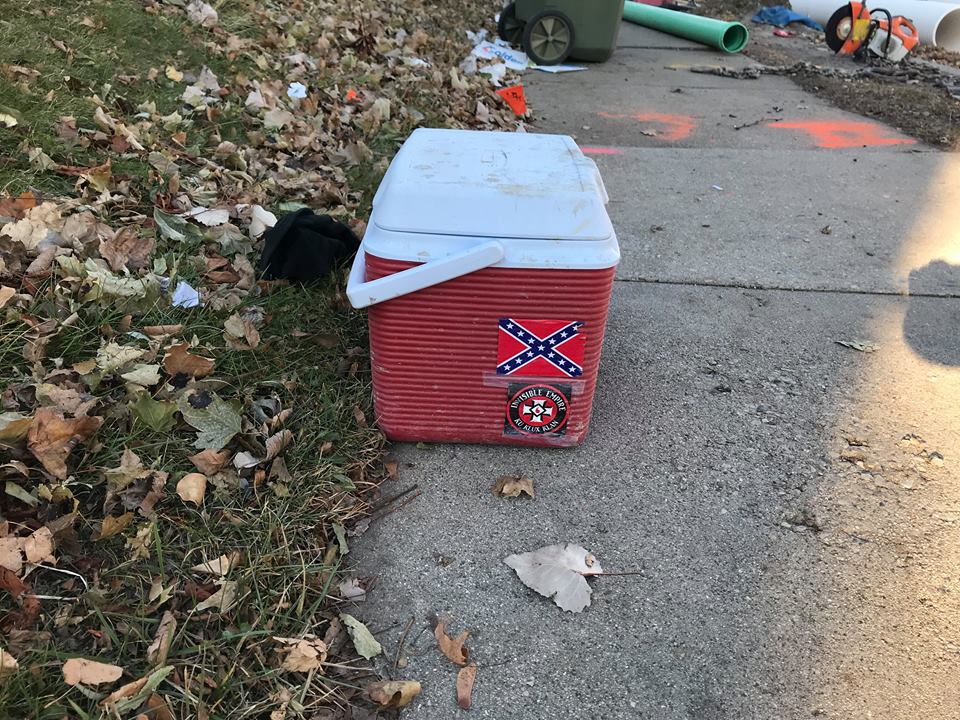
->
0, 276, 386, 719
0, 0, 507, 713
0, 0, 250, 195
0, 1, 387, 716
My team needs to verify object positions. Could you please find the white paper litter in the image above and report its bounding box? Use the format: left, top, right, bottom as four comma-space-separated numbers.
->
534, 64, 587, 73
245, 204, 277, 239
184, 206, 230, 226
286, 82, 307, 99
172, 281, 201, 308
480, 62, 508, 85
472, 41, 530, 71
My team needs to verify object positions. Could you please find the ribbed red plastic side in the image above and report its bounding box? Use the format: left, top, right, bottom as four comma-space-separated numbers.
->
365, 253, 616, 446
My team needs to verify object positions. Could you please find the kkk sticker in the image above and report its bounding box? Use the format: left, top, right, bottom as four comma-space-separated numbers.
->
496, 318, 585, 378
504, 383, 571, 436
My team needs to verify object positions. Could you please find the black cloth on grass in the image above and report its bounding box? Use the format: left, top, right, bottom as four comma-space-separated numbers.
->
258, 208, 360, 282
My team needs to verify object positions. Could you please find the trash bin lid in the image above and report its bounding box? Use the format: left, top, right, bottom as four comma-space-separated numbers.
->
371, 128, 613, 241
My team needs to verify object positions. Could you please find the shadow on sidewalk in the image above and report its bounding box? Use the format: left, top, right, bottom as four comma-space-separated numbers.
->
903, 260, 960, 366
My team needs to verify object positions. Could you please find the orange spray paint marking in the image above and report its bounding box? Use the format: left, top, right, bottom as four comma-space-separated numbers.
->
597, 111, 697, 141
581, 146, 623, 155
769, 119, 916, 149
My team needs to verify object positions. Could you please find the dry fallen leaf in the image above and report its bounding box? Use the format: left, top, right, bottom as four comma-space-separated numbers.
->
146, 611, 177, 666
340, 613, 382, 659
504, 543, 603, 613
265, 429, 292, 460
0, 286, 16, 308
27, 407, 103, 479
223, 312, 260, 350
195, 579, 238, 613
434, 619, 469, 666
176, 472, 207, 505
0, 537, 23, 574
62, 657, 123, 686
98, 227, 154, 272
98, 512, 134, 540
456, 664, 477, 710
189, 552, 240, 576
492, 475, 534, 499
188, 448, 230, 474
367, 680, 422, 709
275, 636, 328, 672
162, 343, 215, 378
338, 578, 366, 600
0, 647, 18, 678
0, 412, 32, 441
23, 526, 54, 564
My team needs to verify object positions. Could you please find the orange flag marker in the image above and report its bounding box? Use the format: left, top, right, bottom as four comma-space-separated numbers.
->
496, 84, 527, 116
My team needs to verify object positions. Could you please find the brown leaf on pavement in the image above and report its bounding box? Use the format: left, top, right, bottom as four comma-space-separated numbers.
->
456, 664, 478, 709
188, 448, 229, 476
62, 657, 123, 686
162, 343, 215, 378
27, 407, 103, 479
434, 619, 469, 666
491, 475, 534, 499
98, 226, 154, 272
366, 680, 422, 709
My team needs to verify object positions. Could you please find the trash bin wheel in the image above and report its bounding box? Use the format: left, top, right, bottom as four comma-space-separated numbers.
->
497, 2, 525, 45
522, 10, 575, 66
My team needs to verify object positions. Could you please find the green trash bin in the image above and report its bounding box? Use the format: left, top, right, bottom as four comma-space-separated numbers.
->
498, 0, 625, 65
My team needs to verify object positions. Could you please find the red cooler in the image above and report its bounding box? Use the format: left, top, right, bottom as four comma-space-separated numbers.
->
347, 128, 619, 446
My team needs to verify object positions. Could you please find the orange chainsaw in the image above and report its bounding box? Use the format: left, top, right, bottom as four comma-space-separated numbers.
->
824, 1, 919, 61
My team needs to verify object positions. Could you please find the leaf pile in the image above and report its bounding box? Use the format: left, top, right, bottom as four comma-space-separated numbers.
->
0, 0, 511, 715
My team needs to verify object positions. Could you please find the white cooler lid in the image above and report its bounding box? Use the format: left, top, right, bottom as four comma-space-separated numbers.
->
371, 128, 613, 242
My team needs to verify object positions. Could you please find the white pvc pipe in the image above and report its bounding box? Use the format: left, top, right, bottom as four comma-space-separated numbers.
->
791, 0, 960, 49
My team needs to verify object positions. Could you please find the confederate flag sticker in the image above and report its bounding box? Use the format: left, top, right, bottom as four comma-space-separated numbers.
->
496, 318, 585, 378
504, 383, 571, 436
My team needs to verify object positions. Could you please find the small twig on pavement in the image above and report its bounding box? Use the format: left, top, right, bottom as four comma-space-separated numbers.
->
370, 484, 420, 512
393, 616, 416, 673
595, 571, 646, 577
369, 491, 422, 524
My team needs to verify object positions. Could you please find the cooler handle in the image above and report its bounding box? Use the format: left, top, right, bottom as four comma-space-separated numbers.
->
346, 240, 505, 309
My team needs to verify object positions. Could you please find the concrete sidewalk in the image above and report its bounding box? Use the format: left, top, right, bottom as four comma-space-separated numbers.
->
353, 23, 960, 720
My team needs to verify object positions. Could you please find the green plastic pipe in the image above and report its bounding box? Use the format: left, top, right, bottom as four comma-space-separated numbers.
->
622, 1, 749, 53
